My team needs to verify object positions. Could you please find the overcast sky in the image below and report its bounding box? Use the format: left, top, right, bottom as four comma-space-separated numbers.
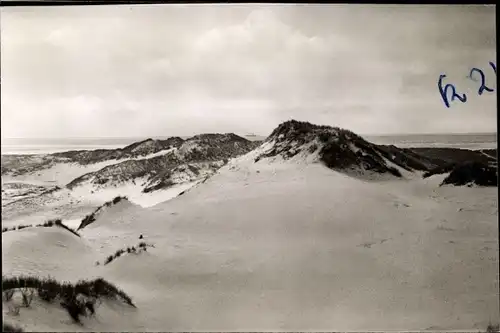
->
1, 4, 496, 138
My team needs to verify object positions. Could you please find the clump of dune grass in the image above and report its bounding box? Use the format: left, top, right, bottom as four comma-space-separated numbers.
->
97, 241, 155, 266
78, 213, 96, 230
2, 225, 31, 233
36, 219, 80, 237
78, 196, 129, 230
111, 195, 127, 205
2, 220, 80, 237
2, 275, 136, 324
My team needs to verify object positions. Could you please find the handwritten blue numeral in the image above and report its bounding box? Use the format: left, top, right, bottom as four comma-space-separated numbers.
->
438, 74, 467, 108
469, 68, 494, 95
490, 62, 496, 75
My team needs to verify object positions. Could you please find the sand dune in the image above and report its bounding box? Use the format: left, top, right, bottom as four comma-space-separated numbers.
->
3, 155, 498, 331
2, 121, 498, 331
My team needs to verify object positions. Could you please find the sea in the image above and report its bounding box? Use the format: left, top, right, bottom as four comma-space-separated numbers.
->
1, 133, 497, 155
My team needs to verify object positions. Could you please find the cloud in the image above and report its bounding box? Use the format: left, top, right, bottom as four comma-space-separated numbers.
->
1, 5, 496, 137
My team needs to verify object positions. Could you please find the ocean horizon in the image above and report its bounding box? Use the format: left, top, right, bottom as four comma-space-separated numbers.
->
1, 132, 497, 155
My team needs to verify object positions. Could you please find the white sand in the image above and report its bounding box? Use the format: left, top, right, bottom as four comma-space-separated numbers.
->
2, 152, 498, 331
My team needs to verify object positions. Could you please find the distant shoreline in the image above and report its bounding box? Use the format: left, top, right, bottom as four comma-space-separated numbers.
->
1, 133, 497, 155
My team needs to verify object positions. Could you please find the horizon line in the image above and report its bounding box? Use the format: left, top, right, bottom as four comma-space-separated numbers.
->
1, 131, 498, 140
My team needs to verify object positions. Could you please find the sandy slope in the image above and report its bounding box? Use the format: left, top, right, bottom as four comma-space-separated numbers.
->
1, 150, 208, 229
2, 150, 498, 331
3, 227, 95, 281
1, 145, 227, 227
2, 159, 123, 187
0, 178, 203, 230
1, 148, 178, 189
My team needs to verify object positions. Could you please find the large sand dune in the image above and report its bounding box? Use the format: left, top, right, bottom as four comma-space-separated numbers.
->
2, 152, 498, 331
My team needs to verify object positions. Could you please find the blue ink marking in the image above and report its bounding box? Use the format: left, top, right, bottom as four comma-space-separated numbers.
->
439, 62, 496, 108
438, 74, 467, 108
469, 67, 494, 95
489, 61, 496, 75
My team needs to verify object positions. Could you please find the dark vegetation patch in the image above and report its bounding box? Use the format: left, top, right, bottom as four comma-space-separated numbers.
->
259, 120, 405, 177
3, 136, 184, 179
320, 137, 403, 177
486, 323, 500, 333
481, 149, 497, 159
54, 137, 185, 165
421, 149, 497, 181
142, 161, 223, 194
97, 242, 155, 266
441, 161, 497, 187
187, 164, 201, 175
411, 147, 497, 165
79, 214, 96, 230
2, 219, 80, 237
66, 154, 183, 190
111, 196, 127, 205
1, 154, 66, 177
423, 163, 457, 178
2, 224, 31, 233
180, 134, 256, 163
65, 134, 255, 191
308, 144, 318, 153
77, 196, 128, 230
375, 145, 439, 171
38, 219, 80, 237
3, 323, 24, 332
40, 186, 62, 195
142, 179, 175, 193
2, 275, 135, 324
